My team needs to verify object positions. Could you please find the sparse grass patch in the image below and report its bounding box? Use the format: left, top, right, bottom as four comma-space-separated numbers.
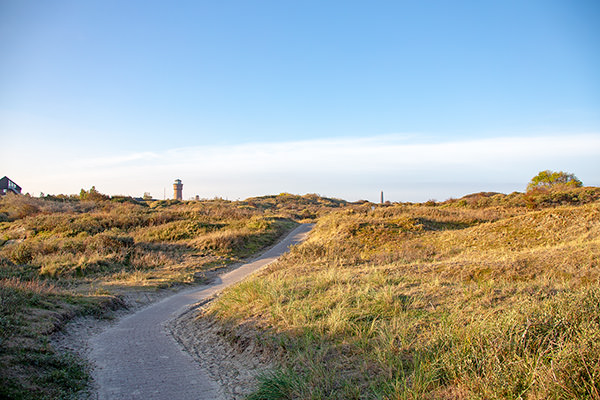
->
0, 276, 122, 399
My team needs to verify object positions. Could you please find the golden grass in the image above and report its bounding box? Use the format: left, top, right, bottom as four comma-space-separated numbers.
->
0, 194, 309, 398
209, 201, 600, 399
2, 190, 598, 398
0, 196, 298, 288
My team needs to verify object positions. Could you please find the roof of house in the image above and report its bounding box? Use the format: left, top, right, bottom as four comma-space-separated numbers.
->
0, 176, 22, 191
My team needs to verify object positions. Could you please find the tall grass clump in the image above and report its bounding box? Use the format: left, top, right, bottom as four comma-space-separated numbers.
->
208, 198, 600, 399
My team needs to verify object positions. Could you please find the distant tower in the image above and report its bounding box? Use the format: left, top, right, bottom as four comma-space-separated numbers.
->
173, 179, 183, 200
380, 190, 384, 204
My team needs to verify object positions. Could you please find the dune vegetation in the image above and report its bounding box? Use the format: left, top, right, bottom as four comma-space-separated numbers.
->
1, 183, 599, 399
206, 186, 600, 399
0, 192, 345, 399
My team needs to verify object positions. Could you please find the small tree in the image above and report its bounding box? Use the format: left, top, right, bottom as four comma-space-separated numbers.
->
79, 186, 109, 201
527, 170, 582, 191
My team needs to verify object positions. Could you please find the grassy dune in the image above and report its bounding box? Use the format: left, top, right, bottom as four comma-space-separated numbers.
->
208, 191, 600, 399
0, 196, 300, 286
1, 187, 598, 398
1, 193, 342, 398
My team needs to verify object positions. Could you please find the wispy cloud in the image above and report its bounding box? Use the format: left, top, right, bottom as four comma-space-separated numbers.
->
80, 133, 600, 169
9, 133, 600, 202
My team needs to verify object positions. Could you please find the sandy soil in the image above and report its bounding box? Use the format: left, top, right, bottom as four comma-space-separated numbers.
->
168, 299, 274, 400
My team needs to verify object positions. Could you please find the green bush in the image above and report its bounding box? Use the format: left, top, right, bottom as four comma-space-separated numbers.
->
527, 170, 582, 191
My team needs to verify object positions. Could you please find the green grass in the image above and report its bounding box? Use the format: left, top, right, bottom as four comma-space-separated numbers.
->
208, 198, 600, 399
0, 277, 121, 399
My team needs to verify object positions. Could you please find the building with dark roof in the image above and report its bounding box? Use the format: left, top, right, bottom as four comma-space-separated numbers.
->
0, 176, 22, 195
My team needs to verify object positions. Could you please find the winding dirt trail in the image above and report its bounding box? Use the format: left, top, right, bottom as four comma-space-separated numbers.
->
88, 224, 313, 400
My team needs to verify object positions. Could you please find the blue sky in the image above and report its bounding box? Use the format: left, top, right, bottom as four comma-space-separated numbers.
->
1, 0, 599, 201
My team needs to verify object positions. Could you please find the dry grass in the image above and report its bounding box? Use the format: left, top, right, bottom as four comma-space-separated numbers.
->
2, 189, 598, 398
209, 199, 600, 399
0, 193, 313, 398
0, 196, 298, 287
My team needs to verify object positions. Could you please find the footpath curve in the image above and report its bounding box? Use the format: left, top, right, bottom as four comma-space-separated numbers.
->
88, 224, 313, 400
